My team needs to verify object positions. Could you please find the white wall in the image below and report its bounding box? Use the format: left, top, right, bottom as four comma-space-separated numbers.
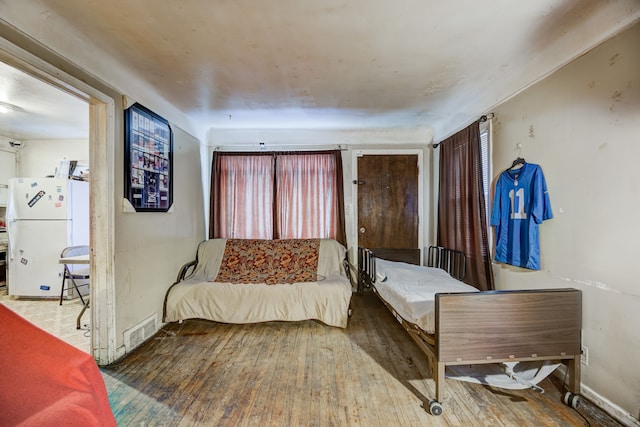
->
16, 139, 88, 177
491, 22, 640, 421
114, 126, 205, 355
0, 16, 207, 361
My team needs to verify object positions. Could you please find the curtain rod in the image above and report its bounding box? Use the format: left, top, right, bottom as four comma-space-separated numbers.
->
478, 112, 495, 123
431, 113, 494, 148
213, 144, 348, 152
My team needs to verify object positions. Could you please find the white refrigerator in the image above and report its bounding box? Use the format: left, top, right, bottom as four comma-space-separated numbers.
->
6, 177, 89, 297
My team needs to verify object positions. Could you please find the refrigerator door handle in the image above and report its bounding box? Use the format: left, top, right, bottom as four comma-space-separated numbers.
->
7, 219, 16, 260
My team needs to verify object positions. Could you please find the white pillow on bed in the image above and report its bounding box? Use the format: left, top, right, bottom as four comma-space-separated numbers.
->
375, 258, 453, 283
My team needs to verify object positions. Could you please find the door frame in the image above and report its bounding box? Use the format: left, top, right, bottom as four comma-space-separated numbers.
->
0, 36, 117, 364
351, 148, 424, 263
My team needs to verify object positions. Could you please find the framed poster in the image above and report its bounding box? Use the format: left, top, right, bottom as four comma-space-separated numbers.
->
124, 103, 173, 212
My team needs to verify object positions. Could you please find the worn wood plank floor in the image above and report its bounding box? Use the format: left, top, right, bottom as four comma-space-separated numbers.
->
102, 291, 622, 426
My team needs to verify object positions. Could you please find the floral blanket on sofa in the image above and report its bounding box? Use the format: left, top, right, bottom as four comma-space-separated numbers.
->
215, 239, 320, 285
163, 238, 353, 328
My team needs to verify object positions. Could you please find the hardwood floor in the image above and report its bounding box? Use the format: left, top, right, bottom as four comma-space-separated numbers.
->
102, 291, 622, 426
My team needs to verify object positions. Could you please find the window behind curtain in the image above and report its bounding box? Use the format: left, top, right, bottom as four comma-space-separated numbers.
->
210, 151, 346, 245
213, 154, 274, 239
479, 122, 491, 228
276, 153, 340, 240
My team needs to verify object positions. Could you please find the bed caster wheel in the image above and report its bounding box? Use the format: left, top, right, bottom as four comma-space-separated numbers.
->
428, 400, 443, 416
563, 392, 580, 408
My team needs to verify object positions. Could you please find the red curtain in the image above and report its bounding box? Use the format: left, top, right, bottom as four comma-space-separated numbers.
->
210, 150, 346, 246
437, 123, 494, 291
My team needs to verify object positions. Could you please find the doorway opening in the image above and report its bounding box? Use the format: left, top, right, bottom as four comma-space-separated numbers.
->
0, 59, 90, 352
0, 38, 116, 364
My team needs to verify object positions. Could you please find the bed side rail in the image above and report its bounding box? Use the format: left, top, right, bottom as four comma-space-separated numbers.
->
358, 246, 466, 290
436, 288, 582, 364
427, 246, 466, 281
357, 247, 375, 293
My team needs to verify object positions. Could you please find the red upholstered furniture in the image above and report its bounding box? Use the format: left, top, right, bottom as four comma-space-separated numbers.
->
0, 304, 116, 427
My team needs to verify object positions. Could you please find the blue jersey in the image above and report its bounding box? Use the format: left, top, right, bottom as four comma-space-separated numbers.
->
490, 163, 552, 270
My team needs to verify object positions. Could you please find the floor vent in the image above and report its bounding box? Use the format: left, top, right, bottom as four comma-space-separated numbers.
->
123, 314, 157, 352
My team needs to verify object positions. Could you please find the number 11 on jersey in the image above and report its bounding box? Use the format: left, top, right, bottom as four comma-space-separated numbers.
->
509, 188, 527, 219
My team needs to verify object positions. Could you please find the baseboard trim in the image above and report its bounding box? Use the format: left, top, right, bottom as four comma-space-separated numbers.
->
580, 384, 640, 427
554, 367, 639, 426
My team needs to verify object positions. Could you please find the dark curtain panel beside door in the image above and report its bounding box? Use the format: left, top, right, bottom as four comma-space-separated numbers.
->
437, 123, 494, 291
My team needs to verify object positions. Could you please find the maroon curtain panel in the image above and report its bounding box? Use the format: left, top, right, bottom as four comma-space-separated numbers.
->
209, 151, 221, 239
437, 123, 494, 291
332, 150, 347, 247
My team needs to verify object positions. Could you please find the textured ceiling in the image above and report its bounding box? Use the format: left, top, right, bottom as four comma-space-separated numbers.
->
0, 61, 88, 140
0, 0, 639, 142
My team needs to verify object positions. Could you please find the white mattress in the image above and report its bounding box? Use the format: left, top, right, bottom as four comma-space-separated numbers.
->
373, 258, 479, 334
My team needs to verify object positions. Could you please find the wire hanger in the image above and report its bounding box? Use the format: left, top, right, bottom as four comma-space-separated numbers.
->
510, 157, 525, 168
510, 143, 525, 169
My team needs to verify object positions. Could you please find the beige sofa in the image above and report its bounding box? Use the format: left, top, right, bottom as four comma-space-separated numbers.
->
163, 238, 353, 328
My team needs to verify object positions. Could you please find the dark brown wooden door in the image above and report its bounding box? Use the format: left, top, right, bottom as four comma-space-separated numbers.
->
357, 154, 419, 251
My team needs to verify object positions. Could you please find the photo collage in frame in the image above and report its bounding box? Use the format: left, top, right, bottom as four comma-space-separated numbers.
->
124, 103, 173, 212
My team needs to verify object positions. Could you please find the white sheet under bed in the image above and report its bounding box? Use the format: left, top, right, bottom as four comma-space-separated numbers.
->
374, 258, 562, 391
373, 258, 478, 334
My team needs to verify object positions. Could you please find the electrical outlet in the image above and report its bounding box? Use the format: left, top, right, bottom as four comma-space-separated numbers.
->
581, 345, 589, 366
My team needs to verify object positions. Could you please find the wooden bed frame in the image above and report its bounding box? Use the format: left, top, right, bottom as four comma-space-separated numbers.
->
358, 246, 582, 416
